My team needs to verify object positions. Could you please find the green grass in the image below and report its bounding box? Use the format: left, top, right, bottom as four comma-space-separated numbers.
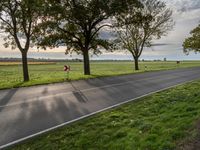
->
11, 80, 200, 150
1, 61, 200, 89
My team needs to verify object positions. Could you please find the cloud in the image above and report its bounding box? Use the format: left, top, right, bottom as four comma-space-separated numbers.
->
1, 0, 200, 60
164, 0, 200, 12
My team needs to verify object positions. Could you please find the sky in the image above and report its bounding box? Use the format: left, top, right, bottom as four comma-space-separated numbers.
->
0, 0, 200, 60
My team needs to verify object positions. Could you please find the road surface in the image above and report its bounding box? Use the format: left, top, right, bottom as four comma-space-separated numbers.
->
1, 67, 200, 148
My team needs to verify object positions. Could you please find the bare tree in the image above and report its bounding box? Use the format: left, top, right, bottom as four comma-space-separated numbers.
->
115, 0, 174, 70
0, 0, 43, 81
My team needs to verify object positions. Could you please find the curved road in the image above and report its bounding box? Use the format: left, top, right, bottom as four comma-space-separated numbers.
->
1, 67, 200, 148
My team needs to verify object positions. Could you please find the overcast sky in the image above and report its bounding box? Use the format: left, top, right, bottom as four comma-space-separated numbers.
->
0, 0, 200, 60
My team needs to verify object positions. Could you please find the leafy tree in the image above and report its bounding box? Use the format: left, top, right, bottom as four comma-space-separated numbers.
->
115, 0, 174, 70
37, 0, 141, 75
0, 0, 44, 81
183, 24, 200, 54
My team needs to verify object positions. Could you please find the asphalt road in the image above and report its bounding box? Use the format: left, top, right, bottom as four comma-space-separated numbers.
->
1, 67, 200, 148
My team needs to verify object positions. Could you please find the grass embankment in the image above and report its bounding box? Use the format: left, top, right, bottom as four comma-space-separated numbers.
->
11, 80, 200, 150
0, 61, 200, 89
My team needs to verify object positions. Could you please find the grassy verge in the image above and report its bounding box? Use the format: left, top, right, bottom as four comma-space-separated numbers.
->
1, 61, 200, 90
11, 80, 200, 150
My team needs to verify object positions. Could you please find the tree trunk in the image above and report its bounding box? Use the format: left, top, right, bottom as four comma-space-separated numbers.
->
21, 51, 29, 82
83, 50, 90, 75
134, 57, 139, 71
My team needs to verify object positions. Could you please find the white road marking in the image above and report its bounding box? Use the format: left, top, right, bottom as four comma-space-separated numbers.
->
0, 75, 178, 108
0, 78, 198, 149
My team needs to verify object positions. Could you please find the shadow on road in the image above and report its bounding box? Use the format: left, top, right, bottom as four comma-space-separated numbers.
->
0, 88, 18, 113
70, 81, 89, 103
0, 89, 91, 147
1, 67, 200, 147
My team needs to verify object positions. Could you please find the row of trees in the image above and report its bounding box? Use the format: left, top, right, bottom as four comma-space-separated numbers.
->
0, 0, 173, 82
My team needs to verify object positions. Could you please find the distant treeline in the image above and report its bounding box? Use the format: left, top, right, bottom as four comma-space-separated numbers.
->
0, 57, 135, 62
0, 58, 83, 62
0, 57, 182, 62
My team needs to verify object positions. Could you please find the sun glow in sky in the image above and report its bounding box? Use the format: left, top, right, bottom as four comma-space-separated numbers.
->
0, 0, 200, 60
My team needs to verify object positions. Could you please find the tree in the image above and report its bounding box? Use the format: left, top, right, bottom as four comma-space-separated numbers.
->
115, 0, 173, 70
0, 0, 43, 81
37, 0, 141, 75
183, 24, 200, 55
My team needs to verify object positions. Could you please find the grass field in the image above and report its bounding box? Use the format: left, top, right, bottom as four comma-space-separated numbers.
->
1, 61, 200, 89
11, 80, 200, 150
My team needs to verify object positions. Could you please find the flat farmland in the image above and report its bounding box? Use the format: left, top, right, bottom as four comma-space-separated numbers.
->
0, 61, 200, 89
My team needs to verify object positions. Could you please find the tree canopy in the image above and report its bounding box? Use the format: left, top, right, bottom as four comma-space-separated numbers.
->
0, 0, 44, 51
0, 0, 44, 81
115, 0, 174, 70
183, 24, 200, 54
37, 0, 141, 75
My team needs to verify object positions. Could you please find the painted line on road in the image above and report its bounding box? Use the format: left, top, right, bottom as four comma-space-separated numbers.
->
0, 75, 178, 108
0, 68, 196, 108
0, 78, 199, 149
